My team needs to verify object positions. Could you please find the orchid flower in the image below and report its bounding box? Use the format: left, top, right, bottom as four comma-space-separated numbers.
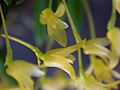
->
6, 60, 45, 90
40, 3, 68, 47
42, 41, 84, 80
82, 37, 119, 68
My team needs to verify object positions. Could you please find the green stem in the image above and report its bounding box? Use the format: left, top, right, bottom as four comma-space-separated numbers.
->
62, 0, 81, 43
48, 0, 53, 9
82, 0, 96, 39
0, 4, 13, 66
107, 0, 116, 30
1, 34, 44, 62
62, 0, 84, 78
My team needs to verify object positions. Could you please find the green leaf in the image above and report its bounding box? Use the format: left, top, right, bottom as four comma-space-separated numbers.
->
34, 0, 48, 46
68, 0, 83, 32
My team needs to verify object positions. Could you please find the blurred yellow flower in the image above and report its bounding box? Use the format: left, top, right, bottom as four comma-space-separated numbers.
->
40, 3, 68, 47
42, 41, 84, 80
6, 60, 45, 90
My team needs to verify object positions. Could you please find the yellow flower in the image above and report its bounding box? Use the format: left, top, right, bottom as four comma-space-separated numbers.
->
116, 0, 120, 13
6, 60, 45, 90
83, 37, 119, 68
107, 28, 120, 56
107, 28, 120, 68
92, 58, 114, 83
83, 38, 110, 60
40, 3, 68, 47
42, 41, 84, 80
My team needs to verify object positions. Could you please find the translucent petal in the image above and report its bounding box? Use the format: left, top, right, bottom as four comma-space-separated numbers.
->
86, 38, 110, 47
107, 28, 120, 56
65, 54, 76, 64
55, 3, 65, 17
48, 16, 68, 30
44, 55, 76, 80
47, 19, 67, 47
84, 44, 111, 60
116, 0, 120, 13
108, 52, 119, 68
6, 60, 44, 90
52, 28, 67, 47
92, 59, 113, 83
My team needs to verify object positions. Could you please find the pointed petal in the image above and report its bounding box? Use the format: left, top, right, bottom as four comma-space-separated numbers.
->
45, 41, 83, 57
44, 55, 76, 80
55, 19, 68, 29
47, 22, 68, 47
55, 3, 65, 17
85, 75, 120, 90
87, 38, 110, 46
92, 59, 113, 83
107, 28, 120, 56
84, 44, 111, 60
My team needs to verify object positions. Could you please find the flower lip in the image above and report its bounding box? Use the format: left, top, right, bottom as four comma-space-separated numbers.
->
31, 68, 45, 77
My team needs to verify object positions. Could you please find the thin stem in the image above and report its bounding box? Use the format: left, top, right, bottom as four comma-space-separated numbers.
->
62, 0, 81, 43
62, 0, 84, 78
0, 4, 13, 66
78, 49, 84, 78
1, 34, 44, 61
107, 0, 116, 30
82, 0, 96, 39
48, 0, 53, 9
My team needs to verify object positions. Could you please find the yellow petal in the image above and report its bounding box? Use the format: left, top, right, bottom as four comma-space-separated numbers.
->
51, 28, 67, 47
45, 41, 83, 57
55, 3, 65, 17
40, 8, 54, 25
108, 52, 119, 68
116, 0, 120, 13
84, 44, 110, 60
6, 60, 45, 90
65, 54, 76, 64
83, 38, 111, 60
84, 75, 120, 90
92, 59, 113, 83
44, 55, 76, 80
107, 28, 120, 57
86, 38, 110, 46
47, 19, 68, 47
